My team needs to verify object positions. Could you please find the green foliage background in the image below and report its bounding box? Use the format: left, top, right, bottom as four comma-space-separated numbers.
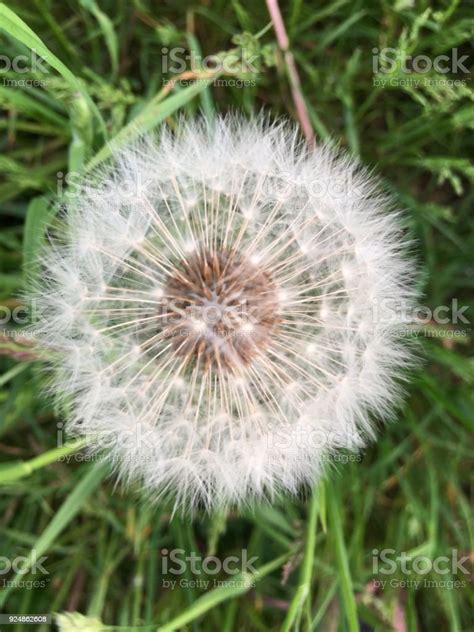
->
0, 1, 472, 630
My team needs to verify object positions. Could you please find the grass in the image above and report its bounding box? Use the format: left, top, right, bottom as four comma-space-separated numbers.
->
0, 1, 472, 630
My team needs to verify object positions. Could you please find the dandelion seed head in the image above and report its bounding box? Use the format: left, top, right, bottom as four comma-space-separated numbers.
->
161, 247, 280, 371
31, 115, 417, 512
150, 286, 164, 299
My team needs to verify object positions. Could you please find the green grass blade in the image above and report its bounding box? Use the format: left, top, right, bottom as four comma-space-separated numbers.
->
80, 0, 119, 79
0, 461, 108, 608
0, 3, 107, 138
22, 194, 55, 282
157, 552, 291, 632
281, 483, 319, 631
186, 32, 216, 123
327, 486, 359, 632
86, 79, 218, 171
0, 438, 87, 484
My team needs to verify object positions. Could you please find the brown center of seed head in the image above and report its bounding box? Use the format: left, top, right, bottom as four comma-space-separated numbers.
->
162, 248, 280, 371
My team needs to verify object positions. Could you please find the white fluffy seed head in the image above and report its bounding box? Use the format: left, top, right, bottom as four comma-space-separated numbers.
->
31, 115, 418, 513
